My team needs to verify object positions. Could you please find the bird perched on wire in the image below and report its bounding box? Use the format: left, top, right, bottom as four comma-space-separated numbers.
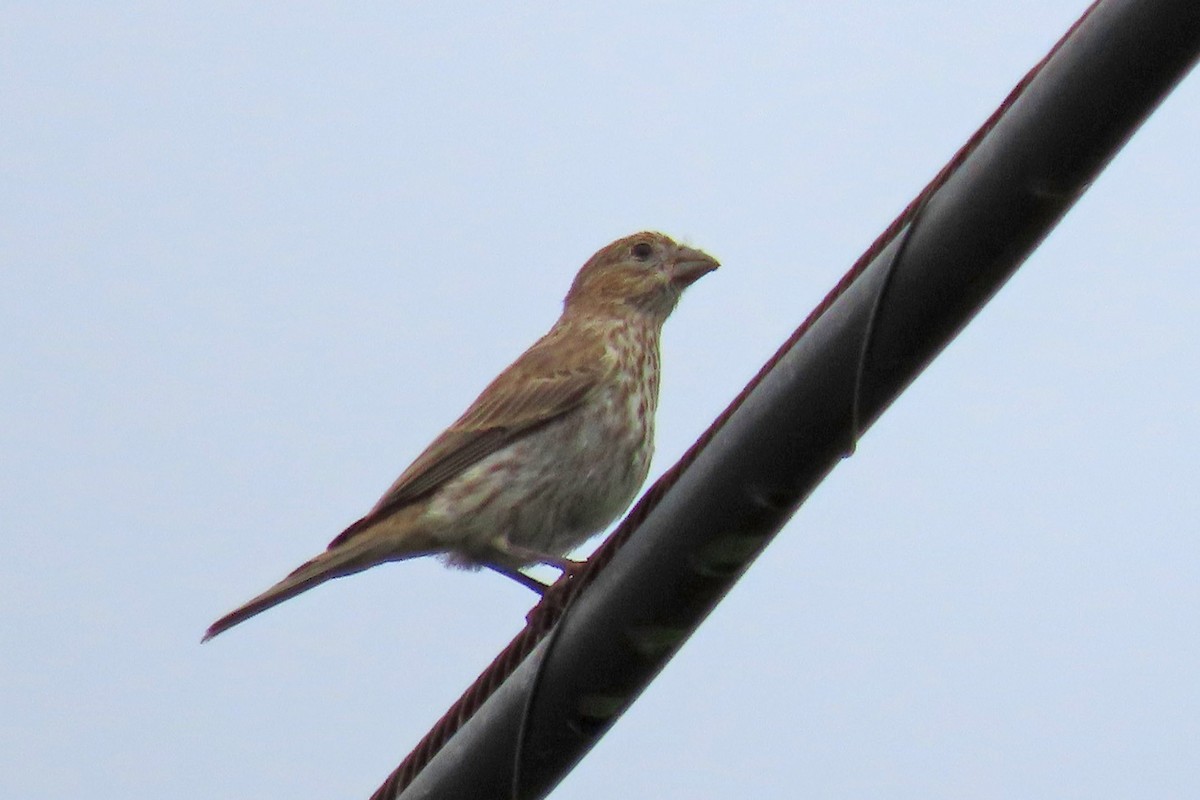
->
203, 231, 718, 641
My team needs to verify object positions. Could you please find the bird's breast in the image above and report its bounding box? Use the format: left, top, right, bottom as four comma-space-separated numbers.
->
427, 323, 663, 564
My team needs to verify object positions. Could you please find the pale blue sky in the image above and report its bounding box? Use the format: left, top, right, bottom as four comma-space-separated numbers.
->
3, 3, 1198, 798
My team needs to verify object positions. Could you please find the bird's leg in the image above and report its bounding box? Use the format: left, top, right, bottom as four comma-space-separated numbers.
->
487, 536, 587, 593
497, 541, 586, 573
484, 563, 551, 594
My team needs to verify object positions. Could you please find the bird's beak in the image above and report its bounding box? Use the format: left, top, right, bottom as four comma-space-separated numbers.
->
668, 245, 720, 287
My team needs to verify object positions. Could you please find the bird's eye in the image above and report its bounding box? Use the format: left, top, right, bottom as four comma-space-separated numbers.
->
631, 241, 654, 260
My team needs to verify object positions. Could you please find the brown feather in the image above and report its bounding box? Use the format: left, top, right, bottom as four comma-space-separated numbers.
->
328, 326, 608, 548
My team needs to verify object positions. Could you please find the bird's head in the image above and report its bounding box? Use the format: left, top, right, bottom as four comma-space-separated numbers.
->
563, 232, 719, 321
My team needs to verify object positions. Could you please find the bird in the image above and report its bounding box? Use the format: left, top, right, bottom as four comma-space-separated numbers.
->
203, 231, 718, 641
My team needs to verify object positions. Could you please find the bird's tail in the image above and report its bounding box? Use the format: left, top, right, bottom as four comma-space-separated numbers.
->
202, 526, 430, 642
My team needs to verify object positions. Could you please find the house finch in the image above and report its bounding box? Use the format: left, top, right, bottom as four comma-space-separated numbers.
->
203, 231, 718, 641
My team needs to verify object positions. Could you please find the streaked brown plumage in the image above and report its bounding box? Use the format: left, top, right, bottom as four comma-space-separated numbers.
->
203, 231, 718, 641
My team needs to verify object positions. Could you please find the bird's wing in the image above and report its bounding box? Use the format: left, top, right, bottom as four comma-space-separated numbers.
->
328, 327, 607, 547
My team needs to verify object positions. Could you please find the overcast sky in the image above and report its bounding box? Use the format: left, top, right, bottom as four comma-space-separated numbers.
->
3, 3, 1198, 798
